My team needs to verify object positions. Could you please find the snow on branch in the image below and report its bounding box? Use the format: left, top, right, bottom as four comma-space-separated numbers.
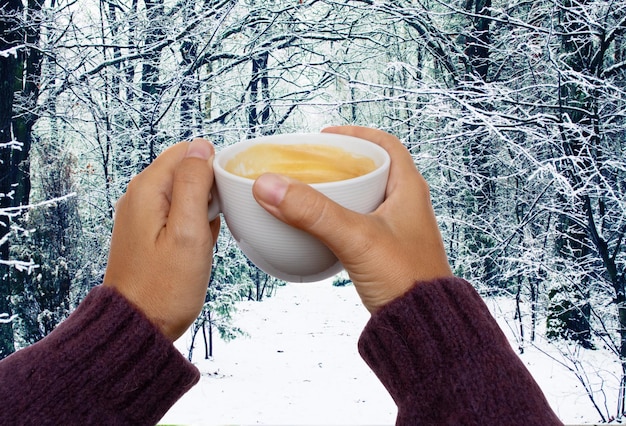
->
0, 313, 18, 324
0, 140, 22, 151
0, 258, 38, 275
0, 192, 77, 220
0, 45, 24, 59
1, 193, 76, 274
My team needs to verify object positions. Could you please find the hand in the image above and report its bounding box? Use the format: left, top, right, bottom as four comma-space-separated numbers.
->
103, 138, 220, 340
252, 126, 453, 313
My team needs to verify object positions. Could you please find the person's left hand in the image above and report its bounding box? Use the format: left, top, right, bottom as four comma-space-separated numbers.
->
103, 138, 220, 341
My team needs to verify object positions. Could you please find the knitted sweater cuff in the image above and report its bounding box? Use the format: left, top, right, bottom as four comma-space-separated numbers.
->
358, 277, 562, 425
2, 285, 199, 424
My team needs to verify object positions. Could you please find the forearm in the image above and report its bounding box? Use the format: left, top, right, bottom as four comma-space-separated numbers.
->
0, 286, 199, 425
358, 277, 563, 425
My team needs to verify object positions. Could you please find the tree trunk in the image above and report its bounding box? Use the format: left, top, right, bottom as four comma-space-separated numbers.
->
0, 0, 24, 358
138, 0, 165, 171
247, 51, 270, 137
459, 0, 499, 289
546, 0, 597, 349
206, 310, 213, 359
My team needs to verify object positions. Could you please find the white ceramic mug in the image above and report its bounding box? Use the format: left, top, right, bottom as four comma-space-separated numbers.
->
209, 133, 390, 282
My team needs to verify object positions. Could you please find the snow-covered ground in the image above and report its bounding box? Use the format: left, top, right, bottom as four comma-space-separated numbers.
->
162, 280, 615, 425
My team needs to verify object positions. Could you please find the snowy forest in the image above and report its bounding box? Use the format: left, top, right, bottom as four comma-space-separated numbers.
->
1, 0, 625, 422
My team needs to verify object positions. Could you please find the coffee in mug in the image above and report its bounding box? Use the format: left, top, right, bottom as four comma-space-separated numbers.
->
223, 143, 377, 184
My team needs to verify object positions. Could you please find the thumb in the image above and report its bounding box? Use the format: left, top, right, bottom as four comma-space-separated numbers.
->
167, 138, 215, 242
252, 173, 362, 256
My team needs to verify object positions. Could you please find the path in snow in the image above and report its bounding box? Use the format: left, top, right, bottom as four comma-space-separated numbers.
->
162, 280, 606, 425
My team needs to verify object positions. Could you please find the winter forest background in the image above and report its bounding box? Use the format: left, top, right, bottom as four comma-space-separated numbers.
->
0, 0, 625, 422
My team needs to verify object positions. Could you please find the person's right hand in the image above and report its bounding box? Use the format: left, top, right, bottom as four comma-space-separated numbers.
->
252, 126, 453, 313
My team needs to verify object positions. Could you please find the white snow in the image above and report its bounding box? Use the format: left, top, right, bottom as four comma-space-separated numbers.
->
163, 280, 611, 425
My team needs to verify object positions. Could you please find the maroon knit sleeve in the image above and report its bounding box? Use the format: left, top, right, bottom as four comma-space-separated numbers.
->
0, 285, 199, 425
358, 277, 563, 425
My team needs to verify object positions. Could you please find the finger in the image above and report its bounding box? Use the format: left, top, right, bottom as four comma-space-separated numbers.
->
166, 138, 216, 246
252, 173, 364, 256
321, 126, 416, 173
112, 194, 126, 220
321, 126, 422, 197
136, 142, 190, 186
119, 142, 191, 232
322, 126, 431, 214
209, 216, 221, 246
133, 140, 212, 207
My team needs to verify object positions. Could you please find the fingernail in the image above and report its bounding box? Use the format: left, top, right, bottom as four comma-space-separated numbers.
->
254, 174, 289, 207
186, 138, 214, 160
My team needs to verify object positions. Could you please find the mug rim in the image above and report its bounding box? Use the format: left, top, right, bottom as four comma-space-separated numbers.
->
213, 132, 391, 188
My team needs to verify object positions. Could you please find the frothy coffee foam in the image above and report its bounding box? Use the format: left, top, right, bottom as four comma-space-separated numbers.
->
224, 143, 377, 184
